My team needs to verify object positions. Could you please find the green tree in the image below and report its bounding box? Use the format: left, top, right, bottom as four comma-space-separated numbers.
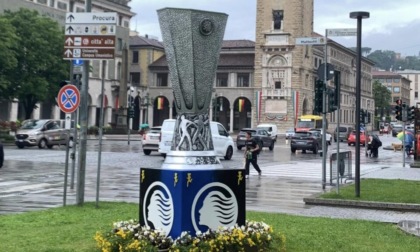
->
373, 80, 392, 118
3, 8, 69, 119
0, 17, 18, 99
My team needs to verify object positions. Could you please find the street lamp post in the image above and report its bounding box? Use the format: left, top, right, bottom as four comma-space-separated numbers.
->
350, 11, 370, 198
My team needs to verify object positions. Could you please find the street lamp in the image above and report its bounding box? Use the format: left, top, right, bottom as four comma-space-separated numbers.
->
350, 11, 370, 198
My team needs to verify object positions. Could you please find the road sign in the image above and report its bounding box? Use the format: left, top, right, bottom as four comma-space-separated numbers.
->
66, 13, 117, 24
64, 48, 115, 60
57, 84, 80, 113
73, 59, 83, 66
64, 35, 115, 48
327, 28, 357, 37
64, 12, 116, 61
65, 24, 116, 35
295, 37, 325, 45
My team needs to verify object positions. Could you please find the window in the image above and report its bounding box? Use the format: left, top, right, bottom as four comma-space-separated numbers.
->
132, 51, 139, 64
393, 78, 400, 83
275, 81, 281, 89
415, 92, 418, 98
124, 21, 130, 28
216, 73, 228, 87
76, 7, 84, 12
130, 72, 140, 87
117, 38, 123, 51
117, 62, 122, 80
37, 0, 47, 4
157, 73, 168, 87
393, 87, 400, 93
57, 1, 67, 10
237, 73, 250, 87
386, 79, 392, 83
49, 0, 55, 7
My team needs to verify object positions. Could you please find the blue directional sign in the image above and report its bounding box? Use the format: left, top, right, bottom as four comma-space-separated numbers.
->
73, 59, 83, 66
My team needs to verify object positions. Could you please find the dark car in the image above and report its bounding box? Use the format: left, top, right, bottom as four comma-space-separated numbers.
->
392, 125, 403, 137
236, 128, 275, 151
290, 130, 323, 154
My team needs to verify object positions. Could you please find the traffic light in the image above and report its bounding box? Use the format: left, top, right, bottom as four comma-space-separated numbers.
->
402, 102, 408, 121
395, 101, 402, 121
408, 106, 416, 121
359, 110, 365, 125
327, 88, 337, 112
314, 80, 324, 114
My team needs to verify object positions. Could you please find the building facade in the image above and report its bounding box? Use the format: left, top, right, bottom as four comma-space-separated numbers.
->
254, 0, 375, 132
0, 0, 134, 129
397, 69, 420, 107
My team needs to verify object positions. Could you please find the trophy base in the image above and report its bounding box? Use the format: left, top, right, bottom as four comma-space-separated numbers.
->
161, 151, 223, 169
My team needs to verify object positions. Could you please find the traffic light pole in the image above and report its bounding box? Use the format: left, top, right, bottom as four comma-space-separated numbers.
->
96, 60, 106, 208
322, 29, 328, 190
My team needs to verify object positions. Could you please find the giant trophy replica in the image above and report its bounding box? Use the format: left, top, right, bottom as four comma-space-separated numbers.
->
139, 8, 245, 239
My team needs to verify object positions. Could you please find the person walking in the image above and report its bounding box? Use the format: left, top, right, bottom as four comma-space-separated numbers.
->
244, 131, 261, 178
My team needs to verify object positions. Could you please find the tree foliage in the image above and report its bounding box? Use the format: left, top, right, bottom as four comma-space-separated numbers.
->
1, 8, 69, 119
0, 17, 18, 98
373, 80, 392, 117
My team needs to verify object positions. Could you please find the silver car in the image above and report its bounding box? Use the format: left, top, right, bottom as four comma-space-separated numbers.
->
15, 119, 72, 149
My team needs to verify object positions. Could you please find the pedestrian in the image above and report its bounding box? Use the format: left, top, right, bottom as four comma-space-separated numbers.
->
403, 133, 414, 157
244, 131, 261, 178
0, 140, 4, 168
368, 134, 381, 158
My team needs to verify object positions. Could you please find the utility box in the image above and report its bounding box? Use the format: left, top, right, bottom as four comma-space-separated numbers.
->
329, 151, 352, 185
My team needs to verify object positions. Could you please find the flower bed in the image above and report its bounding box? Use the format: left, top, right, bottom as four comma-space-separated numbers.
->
95, 220, 285, 252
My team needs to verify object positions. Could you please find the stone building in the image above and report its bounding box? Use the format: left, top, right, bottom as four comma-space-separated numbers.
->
397, 69, 420, 107
253, 0, 375, 132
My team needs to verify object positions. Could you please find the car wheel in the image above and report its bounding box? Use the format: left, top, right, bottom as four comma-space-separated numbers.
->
17, 144, 24, 149
224, 146, 233, 160
328, 139, 331, 145
269, 141, 274, 151
47, 145, 53, 149
348, 142, 351, 146
313, 144, 318, 154
291, 147, 296, 153
38, 139, 47, 149
161, 153, 166, 158
143, 150, 152, 155
237, 146, 242, 150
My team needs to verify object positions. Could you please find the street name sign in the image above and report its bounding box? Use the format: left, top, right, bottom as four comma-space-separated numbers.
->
65, 13, 117, 24
327, 28, 357, 37
295, 37, 325, 45
63, 12, 117, 60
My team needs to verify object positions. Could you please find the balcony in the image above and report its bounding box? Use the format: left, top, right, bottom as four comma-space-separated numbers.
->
263, 88, 291, 98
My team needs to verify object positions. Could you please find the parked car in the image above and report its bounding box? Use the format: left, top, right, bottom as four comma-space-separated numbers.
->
256, 124, 278, 141
236, 128, 275, 151
285, 128, 295, 139
142, 126, 161, 155
15, 119, 73, 149
334, 126, 353, 142
392, 125, 403, 137
158, 119, 234, 160
310, 128, 332, 145
347, 131, 367, 146
290, 130, 323, 154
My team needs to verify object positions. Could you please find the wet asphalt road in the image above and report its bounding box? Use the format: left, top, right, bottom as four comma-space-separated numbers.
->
1, 134, 420, 223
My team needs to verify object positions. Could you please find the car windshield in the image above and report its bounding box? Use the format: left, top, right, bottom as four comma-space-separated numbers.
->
257, 127, 270, 131
239, 130, 256, 136
286, 128, 294, 133
20, 120, 47, 129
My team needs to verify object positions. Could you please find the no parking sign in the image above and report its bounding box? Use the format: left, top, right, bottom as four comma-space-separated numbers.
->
57, 84, 80, 113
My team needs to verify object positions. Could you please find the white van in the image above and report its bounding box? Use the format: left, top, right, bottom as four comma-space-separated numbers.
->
158, 119, 234, 160
256, 124, 278, 141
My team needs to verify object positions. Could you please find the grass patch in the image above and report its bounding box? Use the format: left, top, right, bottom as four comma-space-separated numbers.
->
320, 178, 420, 204
0, 202, 419, 251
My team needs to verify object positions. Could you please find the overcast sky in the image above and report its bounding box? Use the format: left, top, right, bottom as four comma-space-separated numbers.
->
129, 0, 420, 57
